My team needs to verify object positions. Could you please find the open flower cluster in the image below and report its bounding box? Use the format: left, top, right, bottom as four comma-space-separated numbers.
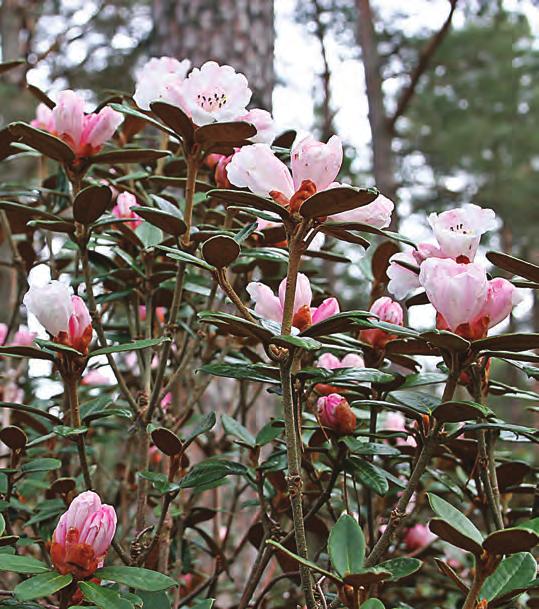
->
388, 205, 520, 339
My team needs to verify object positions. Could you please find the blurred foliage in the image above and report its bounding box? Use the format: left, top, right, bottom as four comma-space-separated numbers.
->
403, 9, 539, 247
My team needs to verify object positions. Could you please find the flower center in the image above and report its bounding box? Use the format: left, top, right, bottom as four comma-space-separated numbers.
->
197, 90, 227, 113
448, 222, 472, 235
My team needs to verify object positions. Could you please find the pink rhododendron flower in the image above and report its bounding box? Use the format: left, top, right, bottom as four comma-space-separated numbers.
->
31, 103, 55, 132
50, 90, 123, 158
227, 143, 295, 198
387, 204, 496, 300
237, 108, 276, 144
171, 61, 251, 126
420, 258, 487, 334
361, 297, 403, 350
404, 523, 436, 550
12, 327, 36, 347
0, 323, 6, 345
316, 352, 364, 395
82, 369, 111, 386
384, 411, 417, 447
317, 393, 356, 434
133, 56, 191, 110
420, 258, 520, 339
23, 282, 93, 354
227, 136, 344, 213
161, 392, 172, 411
387, 250, 421, 300
428, 204, 496, 262
112, 192, 142, 228
291, 135, 343, 192
329, 192, 394, 229
246, 273, 339, 331
214, 152, 235, 189
317, 352, 364, 370
51, 491, 116, 579
139, 305, 167, 324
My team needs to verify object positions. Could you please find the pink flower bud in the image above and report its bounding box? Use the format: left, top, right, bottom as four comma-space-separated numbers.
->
31, 103, 55, 132
237, 108, 276, 144
246, 273, 339, 332
112, 192, 142, 228
291, 135, 343, 192
227, 143, 294, 198
67, 296, 93, 354
329, 193, 394, 229
51, 90, 122, 157
404, 524, 436, 550
0, 323, 7, 345
51, 491, 116, 579
80, 107, 123, 156
317, 393, 356, 434
214, 152, 235, 189
82, 369, 111, 386
317, 352, 364, 370
23, 283, 92, 354
23, 281, 74, 337
481, 277, 521, 330
12, 328, 36, 347
361, 297, 403, 349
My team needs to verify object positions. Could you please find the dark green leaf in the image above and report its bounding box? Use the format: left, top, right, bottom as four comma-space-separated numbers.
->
178, 460, 247, 489
95, 566, 177, 592
480, 552, 537, 601
89, 337, 169, 358
21, 458, 61, 473
221, 414, 256, 447
428, 494, 483, 546
0, 555, 50, 574
266, 540, 340, 582
14, 572, 72, 602
73, 185, 112, 224
79, 581, 134, 609
328, 513, 365, 577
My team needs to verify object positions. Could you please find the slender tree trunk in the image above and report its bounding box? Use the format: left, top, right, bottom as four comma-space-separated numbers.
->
150, 0, 275, 110
355, 0, 397, 207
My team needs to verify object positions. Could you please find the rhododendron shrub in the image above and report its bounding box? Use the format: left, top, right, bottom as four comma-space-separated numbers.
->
0, 55, 536, 609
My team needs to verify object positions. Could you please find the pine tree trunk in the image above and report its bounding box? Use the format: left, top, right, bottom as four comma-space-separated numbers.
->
150, 0, 275, 110
355, 0, 397, 219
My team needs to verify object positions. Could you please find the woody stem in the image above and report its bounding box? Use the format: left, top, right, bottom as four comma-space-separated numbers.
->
279, 228, 318, 609
64, 374, 92, 490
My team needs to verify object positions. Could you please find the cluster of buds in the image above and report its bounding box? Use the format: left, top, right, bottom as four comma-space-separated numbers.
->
387, 204, 520, 340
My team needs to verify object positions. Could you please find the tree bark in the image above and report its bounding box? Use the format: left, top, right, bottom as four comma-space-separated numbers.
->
355, 0, 397, 206
150, 0, 275, 110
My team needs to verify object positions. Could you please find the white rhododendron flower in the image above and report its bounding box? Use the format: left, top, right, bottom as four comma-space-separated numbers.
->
176, 61, 252, 126
133, 56, 191, 110
428, 203, 496, 261
23, 281, 74, 337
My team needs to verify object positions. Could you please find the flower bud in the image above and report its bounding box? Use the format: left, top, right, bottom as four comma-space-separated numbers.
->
317, 393, 356, 434
360, 297, 403, 350
51, 491, 116, 579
